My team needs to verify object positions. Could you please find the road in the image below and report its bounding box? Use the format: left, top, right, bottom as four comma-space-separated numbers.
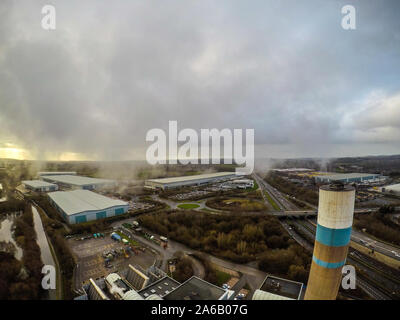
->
255, 173, 400, 261
294, 219, 400, 299
255, 172, 400, 299
303, 217, 400, 261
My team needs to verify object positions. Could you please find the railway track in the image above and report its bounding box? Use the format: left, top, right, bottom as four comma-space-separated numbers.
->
256, 174, 399, 299
292, 219, 400, 299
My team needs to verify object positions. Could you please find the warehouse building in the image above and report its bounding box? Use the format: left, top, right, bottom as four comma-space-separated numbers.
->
22, 180, 58, 192
381, 184, 400, 196
48, 190, 129, 224
38, 171, 77, 177
315, 173, 381, 184
145, 172, 236, 190
42, 174, 115, 190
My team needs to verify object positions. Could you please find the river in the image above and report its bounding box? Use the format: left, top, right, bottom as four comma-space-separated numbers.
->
32, 205, 58, 300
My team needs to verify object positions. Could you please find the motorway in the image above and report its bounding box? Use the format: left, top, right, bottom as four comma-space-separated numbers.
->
294, 218, 400, 299
254, 173, 400, 261
253, 172, 400, 299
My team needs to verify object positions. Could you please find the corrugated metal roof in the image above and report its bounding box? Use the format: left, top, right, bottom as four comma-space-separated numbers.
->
38, 171, 77, 176
315, 173, 379, 180
385, 184, 400, 192
22, 180, 57, 188
48, 190, 128, 216
147, 172, 236, 184
43, 175, 114, 186
252, 289, 293, 300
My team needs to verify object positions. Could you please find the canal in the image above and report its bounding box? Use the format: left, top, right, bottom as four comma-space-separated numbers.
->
32, 205, 58, 300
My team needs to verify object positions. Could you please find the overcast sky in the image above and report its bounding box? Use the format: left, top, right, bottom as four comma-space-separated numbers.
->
0, 0, 399, 161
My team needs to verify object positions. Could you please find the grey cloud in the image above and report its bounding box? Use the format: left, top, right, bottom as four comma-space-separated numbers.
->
0, 0, 399, 160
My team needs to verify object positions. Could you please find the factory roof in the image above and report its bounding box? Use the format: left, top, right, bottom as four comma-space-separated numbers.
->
22, 180, 57, 188
147, 172, 236, 184
232, 179, 253, 183
122, 290, 144, 300
138, 276, 180, 298
259, 275, 303, 300
38, 171, 77, 176
163, 276, 226, 300
385, 184, 400, 192
272, 168, 314, 172
48, 190, 128, 216
252, 289, 293, 300
315, 173, 380, 180
43, 174, 114, 186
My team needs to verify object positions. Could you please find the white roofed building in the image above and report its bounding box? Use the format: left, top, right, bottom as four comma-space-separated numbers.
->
48, 190, 129, 224
41, 174, 115, 190
145, 172, 236, 190
22, 180, 58, 192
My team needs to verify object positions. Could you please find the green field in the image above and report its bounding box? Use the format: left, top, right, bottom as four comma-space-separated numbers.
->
265, 192, 281, 211
177, 203, 200, 210
215, 269, 232, 286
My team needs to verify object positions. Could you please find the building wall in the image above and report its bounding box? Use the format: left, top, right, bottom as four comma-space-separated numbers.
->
146, 174, 236, 190
316, 174, 380, 183
25, 184, 58, 192
67, 205, 129, 224
48, 195, 129, 224
126, 265, 150, 290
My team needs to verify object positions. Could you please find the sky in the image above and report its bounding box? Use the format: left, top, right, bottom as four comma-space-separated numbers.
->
0, 0, 399, 161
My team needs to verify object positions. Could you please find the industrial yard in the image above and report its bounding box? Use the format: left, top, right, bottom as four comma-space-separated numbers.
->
68, 232, 158, 289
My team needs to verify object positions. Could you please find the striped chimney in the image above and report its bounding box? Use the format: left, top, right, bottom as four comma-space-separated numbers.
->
305, 182, 355, 300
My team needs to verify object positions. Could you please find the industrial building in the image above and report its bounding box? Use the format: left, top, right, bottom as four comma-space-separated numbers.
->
38, 171, 77, 177
381, 183, 400, 196
145, 172, 237, 190
315, 173, 381, 184
163, 276, 234, 300
125, 264, 150, 290
272, 168, 313, 172
305, 182, 355, 300
231, 179, 254, 189
252, 275, 303, 300
105, 273, 141, 300
87, 278, 109, 300
41, 174, 115, 190
48, 190, 129, 224
22, 180, 58, 192
138, 276, 180, 298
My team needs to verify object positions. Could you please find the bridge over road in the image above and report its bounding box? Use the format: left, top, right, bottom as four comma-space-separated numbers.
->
273, 207, 400, 218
